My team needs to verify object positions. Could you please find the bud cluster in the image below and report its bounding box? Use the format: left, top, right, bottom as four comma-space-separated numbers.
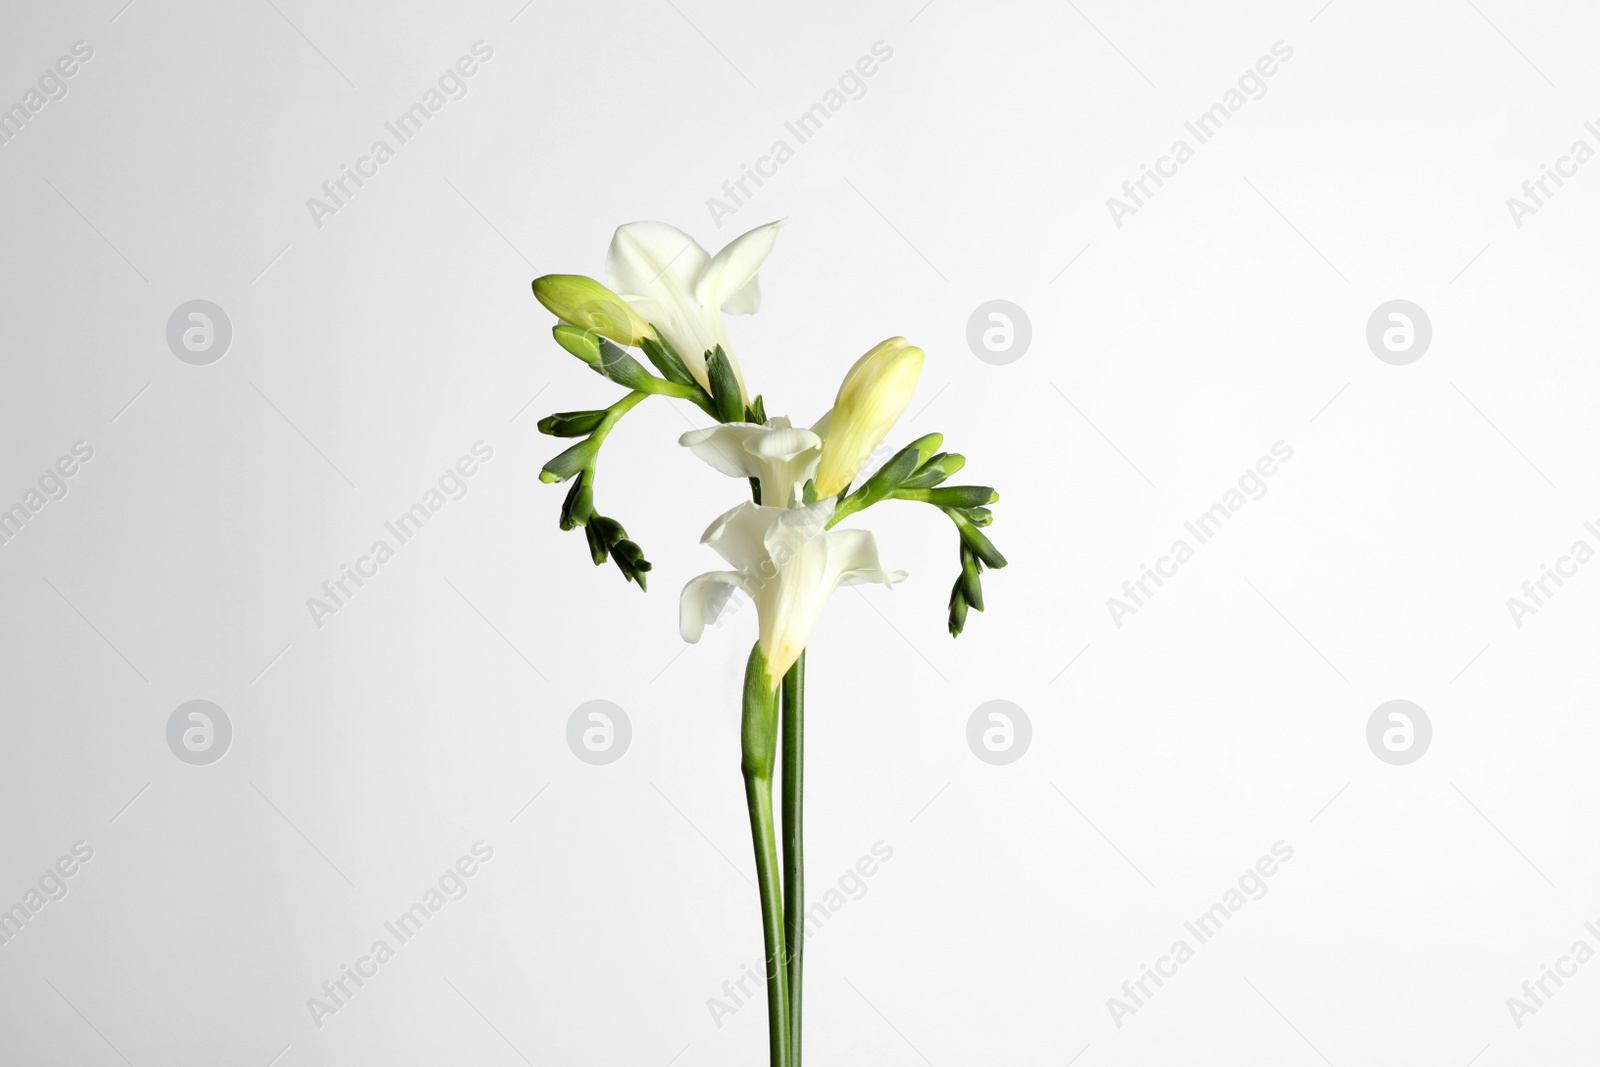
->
827, 434, 1007, 636
531, 274, 769, 590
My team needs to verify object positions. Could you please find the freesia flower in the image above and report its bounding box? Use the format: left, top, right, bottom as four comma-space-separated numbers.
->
814, 337, 924, 498
678, 417, 821, 509
605, 219, 786, 402
680, 499, 905, 687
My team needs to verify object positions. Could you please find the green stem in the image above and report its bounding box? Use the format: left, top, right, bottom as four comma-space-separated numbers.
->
592, 389, 649, 447
745, 771, 789, 1067
781, 653, 805, 1065
742, 645, 789, 1067
571, 389, 649, 492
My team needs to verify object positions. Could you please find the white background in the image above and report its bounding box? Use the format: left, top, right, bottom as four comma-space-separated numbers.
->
2, 0, 1598, 1064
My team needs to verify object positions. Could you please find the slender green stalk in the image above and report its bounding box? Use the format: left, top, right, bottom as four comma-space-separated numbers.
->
780, 653, 805, 1065
742, 645, 789, 1067
745, 771, 789, 1067
592, 389, 649, 446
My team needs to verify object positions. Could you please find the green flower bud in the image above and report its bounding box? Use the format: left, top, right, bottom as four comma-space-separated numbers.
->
559, 474, 594, 530
532, 275, 650, 345
540, 439, 593, 484
552, 324, 602, 365
901, 451, 965, 489
960, 546, 984, 610
924, 486, 1000, 508
539, 409, 608, 437
948, 580, 969, 637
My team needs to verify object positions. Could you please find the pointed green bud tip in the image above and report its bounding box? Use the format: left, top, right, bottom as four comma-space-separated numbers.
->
532, 275, 649, 346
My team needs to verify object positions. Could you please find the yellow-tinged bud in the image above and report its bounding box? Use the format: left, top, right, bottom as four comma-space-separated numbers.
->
530, 274, 651, 346
814, 337, 924, 498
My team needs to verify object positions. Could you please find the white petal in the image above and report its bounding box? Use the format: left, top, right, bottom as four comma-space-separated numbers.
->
680, 571, 749, 643
679, 423, 765, 480
606, 222, 721, 387
826, 528, 907, 589
606, 221, 710, 303
722, 275, 762, 317
744, 425, 822, 508
700, 501, 782, 575
754, 519, 833, 680
759, 500, 833, 578
696, 219, 786, 315
744, 426, 820, 463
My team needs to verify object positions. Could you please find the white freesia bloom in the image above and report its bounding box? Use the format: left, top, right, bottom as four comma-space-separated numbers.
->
680, 499, 905, 686
678, 417, 821, 509
606, 219, 786, 401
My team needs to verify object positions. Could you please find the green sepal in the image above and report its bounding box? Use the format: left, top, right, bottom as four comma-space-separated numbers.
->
705, 346, 744, 423
749, 476, 762, 505
802, 478, 817, 505
639, 332, 697, 387
593, 337, 660, 392
745, 394, 767, 424
539, 409, 608, 437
